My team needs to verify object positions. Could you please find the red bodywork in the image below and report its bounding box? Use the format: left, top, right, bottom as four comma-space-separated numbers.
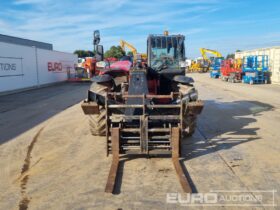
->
88, 57, 117, 76
99, 61, 169, 103
221, 59, 233, 77
109, 61, 132, 72
106, 57, 118, 63
221, 59, 242, 81
99, 61, 132, 75
148, 79, 158, 95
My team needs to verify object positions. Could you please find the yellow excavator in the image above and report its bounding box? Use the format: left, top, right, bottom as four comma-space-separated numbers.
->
120, 40, 147, 63
200, 48, 223, 72
189, 48, 223, 73
200, 48, 224, 78
200, 48, 222, 61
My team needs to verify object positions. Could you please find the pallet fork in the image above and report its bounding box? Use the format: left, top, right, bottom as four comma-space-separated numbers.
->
105, 127, 192, 194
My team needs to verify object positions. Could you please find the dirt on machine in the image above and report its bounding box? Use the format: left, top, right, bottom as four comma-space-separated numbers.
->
81, 30, 204, 193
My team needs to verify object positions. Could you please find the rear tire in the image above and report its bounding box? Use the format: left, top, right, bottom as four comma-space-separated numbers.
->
89, 108, 106, 136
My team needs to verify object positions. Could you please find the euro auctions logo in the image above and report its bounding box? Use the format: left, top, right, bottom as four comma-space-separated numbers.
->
48, 62, 62, 72
0, 63, 16, 71
167, 193, 218, 206
0, 57, 22, 77
166, 190, 276, 207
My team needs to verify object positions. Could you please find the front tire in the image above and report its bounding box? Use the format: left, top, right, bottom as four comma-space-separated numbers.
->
88, 82, 109, 136
89, 108, 106, 136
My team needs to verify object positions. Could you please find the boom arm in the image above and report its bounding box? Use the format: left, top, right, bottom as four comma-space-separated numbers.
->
120, 40, 137, 59
200, 48, 222, 60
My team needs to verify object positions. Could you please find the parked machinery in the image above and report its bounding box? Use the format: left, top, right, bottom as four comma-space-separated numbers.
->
220, 58, 243, 82
189, 59, 200, 73
189, 59, 201, 72
120, 40, 147, 65
210, 57, 224, 78
242, 55, 269, 85
68, 57, 96, 82
200, 48, 224, 78
82, 31, 204, 193
189, 58, 210, 73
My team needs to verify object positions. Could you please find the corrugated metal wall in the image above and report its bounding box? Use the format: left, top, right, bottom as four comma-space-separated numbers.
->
0, 41, 77, 94
235, 47, 280, 84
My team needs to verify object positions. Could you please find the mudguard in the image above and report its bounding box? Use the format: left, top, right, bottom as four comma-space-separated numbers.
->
173, 75, 194, 84
91, 74, 112, 83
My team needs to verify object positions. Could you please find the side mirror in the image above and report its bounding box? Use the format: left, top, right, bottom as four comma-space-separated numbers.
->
93, 30, 100, 45
95, 45, 104, 61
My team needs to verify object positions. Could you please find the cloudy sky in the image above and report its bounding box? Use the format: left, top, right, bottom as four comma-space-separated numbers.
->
0, 0, 280, 58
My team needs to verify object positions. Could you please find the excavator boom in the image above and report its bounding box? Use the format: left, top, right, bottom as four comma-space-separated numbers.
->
200, 48, 222, 60
120, 40, 137, 58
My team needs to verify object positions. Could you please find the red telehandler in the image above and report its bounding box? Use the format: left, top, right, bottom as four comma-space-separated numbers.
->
81, 30, 204, 193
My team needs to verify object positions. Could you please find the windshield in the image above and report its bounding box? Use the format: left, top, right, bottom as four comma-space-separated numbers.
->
150, 36, 184, 71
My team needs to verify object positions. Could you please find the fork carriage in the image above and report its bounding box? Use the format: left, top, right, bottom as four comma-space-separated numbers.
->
105, 92, 203, 156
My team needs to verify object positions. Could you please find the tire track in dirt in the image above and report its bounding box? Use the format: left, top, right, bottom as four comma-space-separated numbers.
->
19, 127, 44, 210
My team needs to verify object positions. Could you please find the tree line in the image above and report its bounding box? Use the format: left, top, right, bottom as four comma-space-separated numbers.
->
74, 47, 241, 60
74, 46, 126, 59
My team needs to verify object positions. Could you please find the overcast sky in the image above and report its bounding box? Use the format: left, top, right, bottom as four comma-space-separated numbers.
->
1, 0, 280, 58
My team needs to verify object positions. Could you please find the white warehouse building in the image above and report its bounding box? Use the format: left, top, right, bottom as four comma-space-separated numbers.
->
235, 46, 280, 85
0, 34, 77, 94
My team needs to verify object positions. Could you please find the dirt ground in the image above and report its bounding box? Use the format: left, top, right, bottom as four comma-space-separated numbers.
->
0, 75, 279, 210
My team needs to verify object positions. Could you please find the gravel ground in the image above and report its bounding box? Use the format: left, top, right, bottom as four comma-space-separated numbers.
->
0, 76, 279, 210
